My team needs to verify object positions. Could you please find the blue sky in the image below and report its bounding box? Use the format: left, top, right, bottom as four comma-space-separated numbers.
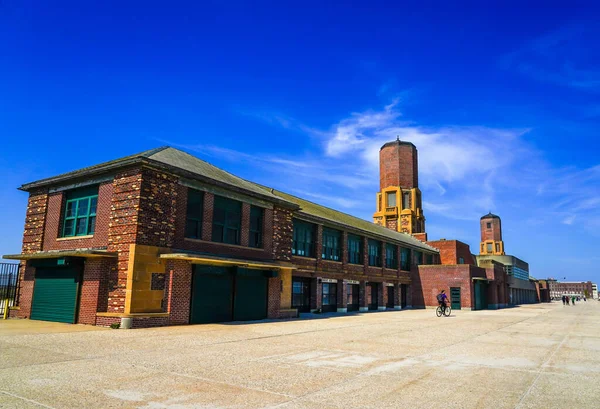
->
1, 1, 599, 282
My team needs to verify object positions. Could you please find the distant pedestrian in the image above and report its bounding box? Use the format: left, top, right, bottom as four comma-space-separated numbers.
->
566, 297, 570, 305
572, 296, 576, 305
562, 295, 566, 305
584, 297, 587, 302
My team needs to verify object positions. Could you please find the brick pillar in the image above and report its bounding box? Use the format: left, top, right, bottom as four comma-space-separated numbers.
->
377, 283, 385, 311
394, 283, 401, 310
310, 277, 321, 312
16, 263, 35, 319
166, 260, 192, 325
359, 281, 368, 312
337, 280, 348, 313
240, 203, 250, 247
315, 225, 323, 268
201, 193, 214, 242
406, 284, 413, 308
267, 277, 281, 318
341, 231, 348, 266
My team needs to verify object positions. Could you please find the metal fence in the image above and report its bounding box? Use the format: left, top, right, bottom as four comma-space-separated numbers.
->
0, 263, 20, 317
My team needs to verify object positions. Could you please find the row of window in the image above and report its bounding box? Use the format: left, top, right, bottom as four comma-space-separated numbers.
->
184, 189, 264, 248
61, 186, 265, 249
292, 219, 431, 269
59, 187, 433, 266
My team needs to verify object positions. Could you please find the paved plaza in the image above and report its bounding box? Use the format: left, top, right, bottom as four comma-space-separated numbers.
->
1, 302, 599, 408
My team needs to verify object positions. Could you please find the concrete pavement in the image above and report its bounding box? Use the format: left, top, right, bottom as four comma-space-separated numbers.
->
1, 302, 599, 408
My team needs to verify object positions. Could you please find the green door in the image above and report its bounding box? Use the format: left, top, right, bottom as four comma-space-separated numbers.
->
450, 287, 461, 310
31, 268, 80, 323
190, 266, 234, 324
474, 281, 488, 310
233, 269, 268, 321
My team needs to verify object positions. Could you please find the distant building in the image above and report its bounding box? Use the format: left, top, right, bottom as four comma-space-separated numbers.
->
593, 283, 598, 299
475, 215, 538, 305
548, 281, 594, 299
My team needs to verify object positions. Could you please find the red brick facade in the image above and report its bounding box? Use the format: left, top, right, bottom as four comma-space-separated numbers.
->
427, 239, 475, 265
379, 141, 418, 190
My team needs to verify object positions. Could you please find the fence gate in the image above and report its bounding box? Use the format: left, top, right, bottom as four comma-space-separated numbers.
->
0, 263, 20, 317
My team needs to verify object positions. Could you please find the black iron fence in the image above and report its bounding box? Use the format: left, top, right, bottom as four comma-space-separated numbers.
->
0, 263, 20, 317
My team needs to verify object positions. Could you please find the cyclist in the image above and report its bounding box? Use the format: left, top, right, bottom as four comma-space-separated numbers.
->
437, 290, 449, 314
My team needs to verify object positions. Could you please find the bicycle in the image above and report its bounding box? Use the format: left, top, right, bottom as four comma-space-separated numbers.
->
436, 304, 451, 317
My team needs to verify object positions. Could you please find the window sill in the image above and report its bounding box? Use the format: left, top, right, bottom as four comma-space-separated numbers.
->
321, 259, 342, 264
292, 255, 317, 260
183, 238, 264, 251
57, 235, 94, 241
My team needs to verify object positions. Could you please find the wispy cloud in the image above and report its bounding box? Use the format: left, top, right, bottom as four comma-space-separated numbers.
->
501, 23, 600, 91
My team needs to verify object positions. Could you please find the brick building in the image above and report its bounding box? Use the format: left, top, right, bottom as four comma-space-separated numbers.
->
4, 147, 438, 328
547, 280, 594, 299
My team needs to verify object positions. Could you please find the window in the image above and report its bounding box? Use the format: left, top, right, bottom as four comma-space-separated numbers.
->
292, 219, 315, 257
414, 251, 423, 265
426, 254, 434, 264
347, 284, 359, 306
495, 243, 500, 252
385, 243, 398, 269
249, 206, 263, 248
185, 189, 204, 239
486, 222, 492, 229
347, 234, 363, 264
402, 192, 411, 209
322, 228, 341, 261
486, 243, 492, 252
458, 257, 465, 264
322, 283, 337, 306
62, 186, 98, 237
400, 248, 411, 270
212, 196, 242, 245
387, 192, 396, 207
368, 239, 382, 267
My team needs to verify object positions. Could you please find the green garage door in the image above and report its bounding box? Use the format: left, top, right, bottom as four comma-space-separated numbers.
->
31, 268, 80, 323
450, 287, 461, 310
190, 266, 234, 324
190, 266, 271, 324
233, 269, 268, 321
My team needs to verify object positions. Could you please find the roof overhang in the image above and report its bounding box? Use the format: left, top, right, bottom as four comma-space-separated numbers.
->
3, 250, 117, 260
159, 253, 297, 270
472, 277, 492, 282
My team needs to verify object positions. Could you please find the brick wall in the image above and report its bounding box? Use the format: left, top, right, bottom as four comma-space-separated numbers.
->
427, 239, 475, 265
43, 182, 112, 251
78, 258, 116, 325
136, 168, 178, 247
166, 260, 192, 325
106, 167, 143, 313
272, 206, 293, 261
412, 264, 487, 309
379, 141, 418, 190
22, 188, 49, 254
481, 217, 502, 242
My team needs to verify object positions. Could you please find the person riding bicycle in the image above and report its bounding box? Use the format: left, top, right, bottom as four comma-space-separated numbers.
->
437, 290, 448, 313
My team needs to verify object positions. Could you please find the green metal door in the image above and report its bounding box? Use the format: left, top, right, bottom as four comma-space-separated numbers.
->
31, 268, 80, 323
474, 281, 488, 310
233, 269, 268, 321
450, 287, 461, 310
190, 266, 233, 324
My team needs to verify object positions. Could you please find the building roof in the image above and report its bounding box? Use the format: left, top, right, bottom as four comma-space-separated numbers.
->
20, 147, 298, 208
256, 187, 438, 252
380, 138, 416, 151
20, 146, 438, 254
480, 212, 500, 220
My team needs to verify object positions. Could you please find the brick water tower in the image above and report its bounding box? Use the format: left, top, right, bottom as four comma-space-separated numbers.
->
479, 212, 505, 255
373, 137, 426, 241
